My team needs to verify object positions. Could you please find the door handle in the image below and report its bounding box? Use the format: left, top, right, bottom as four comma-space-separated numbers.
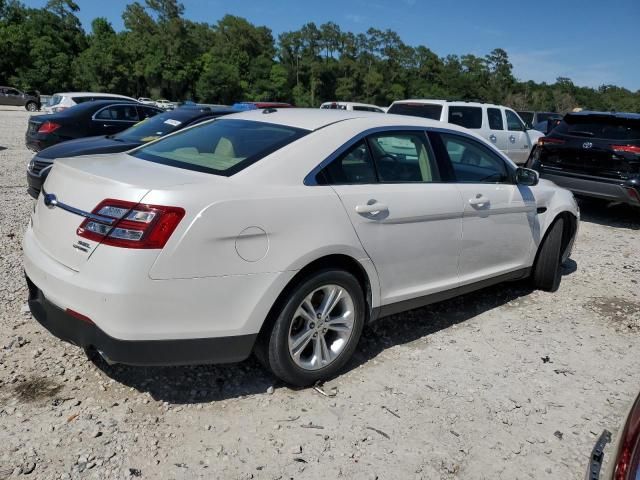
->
468, 194, 489, 208
509, 135, 516, 143
489, 134, 497, 143
355, 201, 388, 215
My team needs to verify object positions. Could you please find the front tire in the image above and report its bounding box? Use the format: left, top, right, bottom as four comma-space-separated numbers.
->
532, 217, 564, 292
260, 269, 365, 386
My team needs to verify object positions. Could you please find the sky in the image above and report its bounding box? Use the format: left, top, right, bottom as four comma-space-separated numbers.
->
24, 0, 640, 91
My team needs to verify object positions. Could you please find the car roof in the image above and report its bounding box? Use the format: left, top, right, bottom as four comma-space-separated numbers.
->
321, 101, 382, 108
565, 110, 640, 121
61, 100, 143, 114
391, 99, 509, 109
51, 92, 134, 98
222, 107, 472, 132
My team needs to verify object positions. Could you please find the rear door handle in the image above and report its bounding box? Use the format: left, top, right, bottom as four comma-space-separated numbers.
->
355, 201, 388, 215
509, 135, 516, 143
468, 194, 490, 208
489, 134, 497, 143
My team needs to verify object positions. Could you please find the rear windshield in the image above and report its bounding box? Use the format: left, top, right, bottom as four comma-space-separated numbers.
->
555, 115, 640, 141
388, 103, 443, 120
132, 119, 309, 176
448, 106, 482, 129
48, 95, 62, 107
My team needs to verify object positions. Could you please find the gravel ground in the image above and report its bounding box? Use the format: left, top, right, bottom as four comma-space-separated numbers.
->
0, 107, 639, 480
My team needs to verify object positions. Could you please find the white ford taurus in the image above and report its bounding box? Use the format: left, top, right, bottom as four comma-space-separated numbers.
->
24, 108, 579, 386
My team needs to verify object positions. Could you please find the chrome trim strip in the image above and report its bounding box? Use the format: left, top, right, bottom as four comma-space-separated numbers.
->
41, 189, 116, 225
303, 125, 517, 186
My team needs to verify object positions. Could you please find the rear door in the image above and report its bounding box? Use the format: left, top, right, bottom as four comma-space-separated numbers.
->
324, 130, 464, 306
505, 109, 532, 164
428, 131, 536, 283
92, 104, 140, 135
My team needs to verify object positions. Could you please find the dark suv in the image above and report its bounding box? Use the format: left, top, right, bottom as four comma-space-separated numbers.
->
0, 86, 41, 111
526, 111, 640, 207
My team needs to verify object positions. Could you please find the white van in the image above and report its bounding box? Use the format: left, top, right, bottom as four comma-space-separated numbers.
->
388, 100, 543, 164
320, 101, 385, 113
44, 92, 136, 114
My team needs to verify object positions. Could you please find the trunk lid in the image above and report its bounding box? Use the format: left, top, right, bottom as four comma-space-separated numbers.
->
32, 152, 215, 271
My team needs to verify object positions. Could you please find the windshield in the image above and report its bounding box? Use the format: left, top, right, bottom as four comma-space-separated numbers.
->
537, 112, 560, 123
132, 119, 309, 176
388, 103, 443, 120
114, 113, 192, 142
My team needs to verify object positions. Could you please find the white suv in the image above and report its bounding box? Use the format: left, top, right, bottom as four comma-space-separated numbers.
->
321, 101, 385, 113
44, 92, 136, 114
388, 100, 543, 164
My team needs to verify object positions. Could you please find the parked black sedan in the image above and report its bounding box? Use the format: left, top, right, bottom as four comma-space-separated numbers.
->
26, 105, 237, 198
25, 100, 162, 152
526, 111, 640, 208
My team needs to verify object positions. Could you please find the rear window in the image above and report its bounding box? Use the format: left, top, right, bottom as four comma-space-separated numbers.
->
448, 106, 482, 129
48, 95, 62, 106
388, 103, 443, 120
132, 119, 309, 176
555, 115, 640, 141
537, 112, 560, 123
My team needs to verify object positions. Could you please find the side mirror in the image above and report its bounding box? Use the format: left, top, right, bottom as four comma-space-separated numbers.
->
515, 167, 539, 186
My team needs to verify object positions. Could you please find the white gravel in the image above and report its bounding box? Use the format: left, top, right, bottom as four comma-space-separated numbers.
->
0, 107, 639, 480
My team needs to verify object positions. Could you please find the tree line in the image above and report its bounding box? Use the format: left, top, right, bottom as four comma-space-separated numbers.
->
1, 0, 639, 113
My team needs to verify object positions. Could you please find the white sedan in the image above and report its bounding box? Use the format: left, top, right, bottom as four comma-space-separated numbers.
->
23, 109, 579, 386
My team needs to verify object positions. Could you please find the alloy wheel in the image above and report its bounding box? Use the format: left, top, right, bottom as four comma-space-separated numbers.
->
287, 284, 355, 371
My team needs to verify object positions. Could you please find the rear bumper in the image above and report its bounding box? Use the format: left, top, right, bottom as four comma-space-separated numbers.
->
26, 274, 256, 366
540, 171, 640, 206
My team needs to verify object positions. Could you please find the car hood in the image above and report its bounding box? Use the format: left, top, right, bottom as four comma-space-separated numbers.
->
36, 136, 141, 160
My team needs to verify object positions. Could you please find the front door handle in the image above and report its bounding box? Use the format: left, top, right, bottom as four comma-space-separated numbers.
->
468, 194, 490, 208
355, 201, 388, 215
489, 134, 497, 143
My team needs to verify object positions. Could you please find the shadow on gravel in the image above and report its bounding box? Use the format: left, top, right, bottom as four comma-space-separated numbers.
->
92, 275, 569, 404
577, 197, 639, 230
0, 146, 6, 151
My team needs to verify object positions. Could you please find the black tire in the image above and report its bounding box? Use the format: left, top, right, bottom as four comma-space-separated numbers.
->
532, 217, 564, 292
258, 269, 365, 387
25, 102, 37, 112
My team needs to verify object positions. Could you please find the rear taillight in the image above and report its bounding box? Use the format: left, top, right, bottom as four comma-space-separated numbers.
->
76, 199, 185, 249
613, 395, 640, 480
37, 121, 61, 134
611, 145, 640, 155
538, 137, 565, 146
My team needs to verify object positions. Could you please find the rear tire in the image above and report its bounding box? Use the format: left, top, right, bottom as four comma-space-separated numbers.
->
258, 269, 365, 387
532, 217, 564, 292
25, 102, 37, 112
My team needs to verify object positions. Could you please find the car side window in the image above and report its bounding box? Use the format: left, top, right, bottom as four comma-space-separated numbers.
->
448, 106, 482, 129
96, 105, 140, 121
6, 88, 20, 96
139, 106, 160, 119
487, 108, 504, 130
368, 132, 439, 183
505, 110, 525, 131
317, 140, 378, 185
435, 132, 510, 184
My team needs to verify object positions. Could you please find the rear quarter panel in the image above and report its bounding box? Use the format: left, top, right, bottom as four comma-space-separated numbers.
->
145, 183, 372, 280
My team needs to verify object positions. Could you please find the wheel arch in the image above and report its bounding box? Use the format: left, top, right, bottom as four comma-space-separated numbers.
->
535, 210, 578, 267
256, 253, 378, 344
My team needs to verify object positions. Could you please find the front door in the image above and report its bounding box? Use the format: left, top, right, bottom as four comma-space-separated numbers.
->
322, 131, 464, 306
429, 131, 536, 285
505, 109, 532, 165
